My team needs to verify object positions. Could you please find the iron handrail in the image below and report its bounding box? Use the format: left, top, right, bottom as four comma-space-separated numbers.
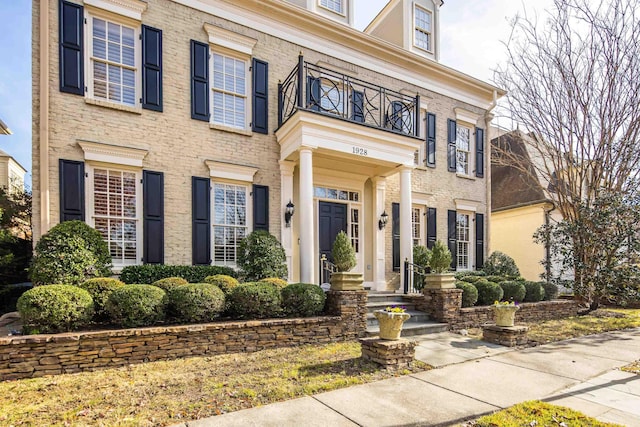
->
403, 259, 429, 294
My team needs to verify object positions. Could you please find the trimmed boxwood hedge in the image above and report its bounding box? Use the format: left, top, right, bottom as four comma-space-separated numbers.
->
281, 283, 326, 317
259, 277, 288, 289
227, 282, 282, 319
475, 279, 504, 306
119, 265, 236, 284
17, 284, 94, 334
541, 281, 559, 301
204, 275, 239, 294
499, 280, 526, 303
455, 281, 479, 308
106, 285, 168, 328
152, 277, 188, 292
169, 284, 225, 323
77, 278, 125, 320
524, 281, 545, 302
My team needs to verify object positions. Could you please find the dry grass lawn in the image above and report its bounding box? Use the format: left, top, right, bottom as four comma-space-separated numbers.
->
0, 341, 429, 427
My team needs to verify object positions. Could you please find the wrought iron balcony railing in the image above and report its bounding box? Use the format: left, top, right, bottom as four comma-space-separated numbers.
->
278, 56, 420, 138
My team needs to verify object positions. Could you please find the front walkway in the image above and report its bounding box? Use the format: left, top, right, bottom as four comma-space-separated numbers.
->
176, 329, 640, 426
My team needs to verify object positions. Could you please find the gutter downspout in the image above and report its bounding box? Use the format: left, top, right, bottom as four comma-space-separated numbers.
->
38, 0, 51, 241
484, 90, 498, 258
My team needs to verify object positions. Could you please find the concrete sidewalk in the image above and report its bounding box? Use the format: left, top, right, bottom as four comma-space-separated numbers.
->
176, 329, 640, 427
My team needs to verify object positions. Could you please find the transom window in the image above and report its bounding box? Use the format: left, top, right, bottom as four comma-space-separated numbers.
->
314, 186, 359, 202
212, 53, 247, 128
92, 168, 139, 266
414, 6, 432, 52
91, 17, 137, 106
213, 183, 248, 266
456, 125, 471, 175
457, 212, 470, 270
319, 0, 343, 14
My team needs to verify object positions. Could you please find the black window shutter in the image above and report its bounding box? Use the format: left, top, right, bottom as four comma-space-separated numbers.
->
59, 0, 84, 95
351, 90, 364, 123
389, 101, 403, 131
475, 127, 485, 178
143, 170, 164, 264
392, 202, 400, 272
426, 207, 437, 249
447, 210, 457, 270
192, 176, 211, 265
307, 76, 321, 111
475, 213, 484, 270
252, 58, 269, 134
426, 113, 436, 167
190, 40, 209, 121
59, 159, 85, 222
142, 25, 163, 112
252, 184, 269, 231
447, 119, 457, 172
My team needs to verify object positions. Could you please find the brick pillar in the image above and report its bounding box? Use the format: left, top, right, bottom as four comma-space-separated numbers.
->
423, 288, 462, 323
326, 290, 368, 338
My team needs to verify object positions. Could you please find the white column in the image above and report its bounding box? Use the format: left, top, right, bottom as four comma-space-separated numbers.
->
279, 160, 295, 282
299, 148, 315, 284
372, 176, 387, 291
434, 2, 441, 62
399, 166, 413, 290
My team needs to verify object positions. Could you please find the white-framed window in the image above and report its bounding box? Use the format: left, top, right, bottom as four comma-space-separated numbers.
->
350, 208, 360, 253
456, 124, 471, 175
456, 212, 471, 270
319, 0, 343, 14
320, 79, 345, 114
88, 166, 142, 267
212, 52, 248, 129
8, 173, 24, 195
87, 15, 139, 107
213, 182, 248, 266
414, 6, 432, 52
412, 206, 424, 246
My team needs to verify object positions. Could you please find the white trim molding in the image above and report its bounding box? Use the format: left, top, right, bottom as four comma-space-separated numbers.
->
205, 160, 258, 182
78, 140, 149, 167
455, 198, 480, 212
204, 23, 257, 56
84, 0, 147, 21
454, 107, 481, 126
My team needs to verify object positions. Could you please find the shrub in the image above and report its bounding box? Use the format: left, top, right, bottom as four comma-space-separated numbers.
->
475, 279, 504, 305
152, 277, 189, 292
541, 281, 559, 301
77, 278, 125, 320
106, 285, 167, 328
227, 282, 282, 319
119, 265, 237, 284
30, 221, 112, 286
486, 275, 507, 283
332, 231, 356, 272
454, 270, 486, 280
17, 284, 94, 334
0, 283, 32, 315
413, 245, 430, 290
428, 240, 452, 273
204, 274, 240, 294
462, 275, 484, 284
169, 284, 225, 323
523, 281, 545, 302
499, 280, 526, 303
281, 283, 326, 317
483, 251, 520, 278
456, 281, 479, 307
259, 277, 288, 289
237, 231, 287, 281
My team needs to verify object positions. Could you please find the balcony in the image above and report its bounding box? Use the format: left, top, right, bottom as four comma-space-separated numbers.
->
278, 56, 420, 139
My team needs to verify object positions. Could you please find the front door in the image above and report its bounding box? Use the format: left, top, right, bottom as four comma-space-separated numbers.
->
318, 201, 347, 283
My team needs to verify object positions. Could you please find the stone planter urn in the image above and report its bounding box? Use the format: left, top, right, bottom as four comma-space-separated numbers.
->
330, 272, 364, 291
374, 310, 411, 340
493, 304, 520, 327
423, 273, 456, 290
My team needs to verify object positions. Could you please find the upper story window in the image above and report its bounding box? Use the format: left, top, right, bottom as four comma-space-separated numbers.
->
456, 125, 471, 175
414, 6, 432, 52
212, 53, 248, 129
90, 17, 138, 106
319, 0, 343, 14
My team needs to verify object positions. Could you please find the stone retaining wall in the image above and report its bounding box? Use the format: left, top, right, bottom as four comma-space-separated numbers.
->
0, 291, 367, 381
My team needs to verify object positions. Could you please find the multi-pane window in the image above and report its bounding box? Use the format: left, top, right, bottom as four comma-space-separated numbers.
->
350, 208, 360, 253
412, 207, 423, 246
213, 183, 248, 265
456, 125, 471, 175
414, 6, 432, 51
212, 53, 247, 128
93, 169, 139, 266
320, 0, 343, 14
457, 212, 470, 270
91, 18, 136, 106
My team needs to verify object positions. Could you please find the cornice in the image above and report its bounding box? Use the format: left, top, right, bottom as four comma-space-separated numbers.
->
205, 160, 258, 182
84, 0, 148, 20
78, 140, 149, 167
204, 23, 257, 55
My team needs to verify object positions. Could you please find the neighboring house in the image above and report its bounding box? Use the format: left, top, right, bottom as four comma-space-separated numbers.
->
0, 149, 27, 196
0, 119, 11, 136
490, 129, 562, 281
32, 0, 504, 290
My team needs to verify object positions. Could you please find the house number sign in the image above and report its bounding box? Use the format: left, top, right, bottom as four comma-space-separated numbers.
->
352, 146, 368, 156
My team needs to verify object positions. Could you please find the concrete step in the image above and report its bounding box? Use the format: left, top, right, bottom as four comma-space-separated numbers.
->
366, 292, 406, 304
365, 320, 449, 337
366, 310, 429, 327
366, 301, 417, 314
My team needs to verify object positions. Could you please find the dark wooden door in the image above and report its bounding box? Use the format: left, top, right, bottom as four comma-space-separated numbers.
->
318, 201, 347, 283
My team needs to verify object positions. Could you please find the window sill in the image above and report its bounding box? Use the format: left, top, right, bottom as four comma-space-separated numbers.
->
210, 123, 253, 137
456, 173, 476, 181
86, 98, 143, 115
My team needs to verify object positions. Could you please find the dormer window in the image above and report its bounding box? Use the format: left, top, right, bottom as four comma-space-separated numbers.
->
319, 0, 343, 14
414, 6, 432, 52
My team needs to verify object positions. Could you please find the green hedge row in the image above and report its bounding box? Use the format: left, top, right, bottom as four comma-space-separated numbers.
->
119, 265, 237, 284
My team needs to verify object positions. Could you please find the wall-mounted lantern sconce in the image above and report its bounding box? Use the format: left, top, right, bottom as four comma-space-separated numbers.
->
378, 210, 389, 230
285, 200, 295, 227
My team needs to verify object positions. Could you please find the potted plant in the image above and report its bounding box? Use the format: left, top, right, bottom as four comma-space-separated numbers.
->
424, 240, 455, 289
374, 306, 411, 340
329, 231, 364, 291
493, 300, 520, 327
